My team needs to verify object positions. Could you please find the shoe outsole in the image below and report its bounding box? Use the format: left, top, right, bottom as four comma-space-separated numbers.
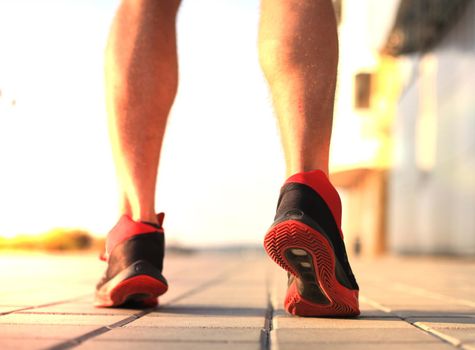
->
264, 219, 360, 317
95, 274, 168, 308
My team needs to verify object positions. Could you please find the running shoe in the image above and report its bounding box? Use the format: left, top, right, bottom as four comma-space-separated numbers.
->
264, 170, 360, 316
95, 213, 168, 307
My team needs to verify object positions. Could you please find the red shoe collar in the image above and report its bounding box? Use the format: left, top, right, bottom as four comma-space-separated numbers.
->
285, 170, 342, 228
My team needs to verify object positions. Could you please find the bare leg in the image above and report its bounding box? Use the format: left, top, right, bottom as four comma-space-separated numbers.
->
258, 0, 338, 176
260, 1, 359, 317
105, 0, 180, 223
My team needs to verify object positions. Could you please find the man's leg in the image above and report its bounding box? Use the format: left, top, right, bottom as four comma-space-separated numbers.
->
259, 0, 360, 316
106, 0, 180, 224
95, 0, 180, 308
259, 0, 337, 177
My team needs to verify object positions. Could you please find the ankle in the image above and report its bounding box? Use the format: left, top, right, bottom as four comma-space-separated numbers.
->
120, 207, 158, 225
285, 159, 329, 178
286, 167, 329, 178
119, 196, 158, 224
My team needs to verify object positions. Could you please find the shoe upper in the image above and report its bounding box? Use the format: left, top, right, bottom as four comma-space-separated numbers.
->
274, 170, 359, 291
96, 214, 166, 290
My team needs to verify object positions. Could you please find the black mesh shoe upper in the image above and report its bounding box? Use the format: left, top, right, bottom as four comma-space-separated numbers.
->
96, 230, 166, 290
274, 182, 359, 291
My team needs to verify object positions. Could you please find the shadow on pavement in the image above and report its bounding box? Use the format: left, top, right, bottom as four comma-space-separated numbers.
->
154, 304, 266, 317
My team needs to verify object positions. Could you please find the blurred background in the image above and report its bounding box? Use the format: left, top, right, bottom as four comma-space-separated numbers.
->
0, 0, 473, 256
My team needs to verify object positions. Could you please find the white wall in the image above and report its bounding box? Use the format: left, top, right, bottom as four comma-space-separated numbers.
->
388, 1, 475, 254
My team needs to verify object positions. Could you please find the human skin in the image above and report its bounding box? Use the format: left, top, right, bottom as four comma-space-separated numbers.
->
105, 0, 338, 224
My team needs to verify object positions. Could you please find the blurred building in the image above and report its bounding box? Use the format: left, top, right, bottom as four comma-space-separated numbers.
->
330, 0, 475, 256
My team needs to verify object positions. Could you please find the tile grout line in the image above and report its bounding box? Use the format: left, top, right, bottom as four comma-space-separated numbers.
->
359, 295, 392, 313
260, 266, 275, 350
260, 297, 274, 350
392, 282, 475, 308
160, 267, 234, 306
45, 310, 151, 350
360, 294, 466, 349
0, 294, 90, 316
410, 321, 464, 348
42, 262, 245, 350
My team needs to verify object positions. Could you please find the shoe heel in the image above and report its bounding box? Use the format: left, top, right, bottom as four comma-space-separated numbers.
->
95, 260, 168, 308
264, 219, 360, 317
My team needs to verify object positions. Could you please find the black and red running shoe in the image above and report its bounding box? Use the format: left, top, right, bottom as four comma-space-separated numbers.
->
95, 213, 168, 308
264, 170, 360, 317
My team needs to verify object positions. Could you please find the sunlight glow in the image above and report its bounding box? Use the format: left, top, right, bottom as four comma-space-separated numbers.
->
0, 0, 399, 246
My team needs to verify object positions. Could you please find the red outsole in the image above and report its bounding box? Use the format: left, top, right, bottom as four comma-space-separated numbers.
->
95, 275, 168, 308
264, 220, 360, 317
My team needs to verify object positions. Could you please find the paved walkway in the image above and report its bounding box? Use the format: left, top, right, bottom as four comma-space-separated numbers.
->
0, 251, 474, 349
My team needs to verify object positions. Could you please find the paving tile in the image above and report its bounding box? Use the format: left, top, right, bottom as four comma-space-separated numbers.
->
154, 304, 266, 318
0, 313, 128, 326
391, 307, 475, 318
273, 308, 396, 319
409, 317, 475, 327
0, 305, 28, 314
1, 253, 475, 349
358, 308, 396, 318
0, 338, 63, 350
95, 327, 261, 342
0, 291, 86, 305
431, 329, 475, 342
410, 317, 475, 342
273, 301, 399, 320
127, 315, 264, 328
366, 297, 450, 306
172, 293, 267, 308
274, 312, 408, 329
76, 339, 260, 350
0, 324, 99, 339
21, 303, 141, 315
160, 283, 197, 298
272, 328, 439, 343
274, 341, 455, 350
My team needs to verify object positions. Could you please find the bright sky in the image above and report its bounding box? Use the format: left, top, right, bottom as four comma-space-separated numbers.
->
0, 0, 398, 246
0, 0, 284, 246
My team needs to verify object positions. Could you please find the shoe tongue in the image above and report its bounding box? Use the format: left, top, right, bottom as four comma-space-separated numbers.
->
140, 213, 165, 229
140, 220, 161, 229
157, 212, 165, 226
105, 215, 163, 259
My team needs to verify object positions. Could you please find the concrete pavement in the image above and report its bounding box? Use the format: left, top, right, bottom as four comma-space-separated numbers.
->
0, 251, 474, 349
